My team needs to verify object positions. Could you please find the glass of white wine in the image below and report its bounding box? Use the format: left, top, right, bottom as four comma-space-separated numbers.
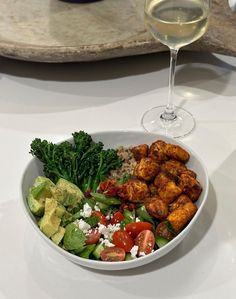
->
142, 0, 211, 138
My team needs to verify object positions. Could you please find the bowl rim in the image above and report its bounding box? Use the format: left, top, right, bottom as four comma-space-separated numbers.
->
20, 130, 209, 270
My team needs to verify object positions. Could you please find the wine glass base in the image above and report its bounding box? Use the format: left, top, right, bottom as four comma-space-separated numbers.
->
141, 105, 195, 138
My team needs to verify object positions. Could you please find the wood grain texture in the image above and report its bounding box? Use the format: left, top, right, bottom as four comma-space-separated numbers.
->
0, 0, 235, 62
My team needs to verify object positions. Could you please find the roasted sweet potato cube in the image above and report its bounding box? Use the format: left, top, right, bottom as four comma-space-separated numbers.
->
165, 143, 190, 163
131, 144, 149, 161
145, 196, 169, 220
154, 171, 175, 188
178, 173, 202, 202
117, 178, 150, 203
169, 194, 192, 212
158, 181, 182, 204
134, 157, 160, 181
148, 140, 168, 162
167, 202, 197, 233
161, 159, 187, 177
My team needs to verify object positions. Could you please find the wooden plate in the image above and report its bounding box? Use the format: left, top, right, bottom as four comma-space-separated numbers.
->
0, 0, 235, 62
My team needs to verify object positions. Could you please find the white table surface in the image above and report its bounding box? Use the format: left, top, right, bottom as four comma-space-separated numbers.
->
1, 50, 236, 299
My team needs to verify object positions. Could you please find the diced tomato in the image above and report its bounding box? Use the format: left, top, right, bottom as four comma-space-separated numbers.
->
110, 211, 124, 225
85, 228, 101, 245
125, 222, 152, 238
91, 211, 107, 225
100, 246, 126, 262
135, 230, 155, 256
99, 179, 118, 197
112, 230, 134, 252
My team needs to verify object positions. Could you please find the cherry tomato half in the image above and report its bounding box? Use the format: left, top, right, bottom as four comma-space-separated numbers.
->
100, 246, 126, 262
135, 230, 155, 256
112, 230, 134, 252
91, 211, 107, 225
85, 229, 101, 245
125, 222, 152, 238
110, 211, 124, 225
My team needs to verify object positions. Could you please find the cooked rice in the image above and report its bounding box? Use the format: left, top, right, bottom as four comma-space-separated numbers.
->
109, 146, 137, 180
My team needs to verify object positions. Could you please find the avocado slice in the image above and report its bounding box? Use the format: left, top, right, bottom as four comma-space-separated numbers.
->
27, 176, 56, 216
56, 178, 84, 208
27, 193, 45, 217
51, 226, 66, 245
39, 198, 62, 238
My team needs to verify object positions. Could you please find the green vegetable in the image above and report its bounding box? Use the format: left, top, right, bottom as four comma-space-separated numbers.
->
125, 253, 134, 261
30, 131, 122, 192
121, 208, 135, 227
92, 242, 105, 260
78, 244, 96, 259
63, 223, 86, 251
90, 192, 121, 205
136, 205, 154, 225
84, 216, 99, 227
81, 197, 96, 209
163, 220, 176, 236
155, 236, 169, 248
27, 176, 56, 216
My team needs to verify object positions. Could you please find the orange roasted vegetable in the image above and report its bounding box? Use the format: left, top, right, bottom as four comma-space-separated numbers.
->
167, 202, 197, 233
145, 196, 169, 220
134, 157, 160, 181
117, 178, 150, 203
165, 143, 190, 163
178, 173, 202, 202
131, 144, 149, 161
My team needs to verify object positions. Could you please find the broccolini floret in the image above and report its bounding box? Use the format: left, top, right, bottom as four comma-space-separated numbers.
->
30, 131, 122, 192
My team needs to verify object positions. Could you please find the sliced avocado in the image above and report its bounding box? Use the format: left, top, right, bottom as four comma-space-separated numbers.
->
27, 193, 45, 217
51, 226, 65, 245
63, 223, 86, 251
56, 178, 84, 208
55, 204, 66, 218
27, 176, 56, 216
92, 242, 105, 260
39, 198, 61, 238
32, 176, 55, 189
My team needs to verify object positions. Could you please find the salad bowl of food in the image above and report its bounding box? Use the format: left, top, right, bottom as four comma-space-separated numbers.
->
21, 130, 209, 270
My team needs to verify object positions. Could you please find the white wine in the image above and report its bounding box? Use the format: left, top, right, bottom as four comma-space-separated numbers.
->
145, 0, 210, 49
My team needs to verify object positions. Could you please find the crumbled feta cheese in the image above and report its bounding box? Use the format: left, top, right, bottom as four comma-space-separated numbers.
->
94, 204, 100, 211
135, 217, 141, 222
130, 245, 139, 258
75, 219, 91, 234
98, 224, 110, 238
80, 203, 92, 218
98, 223, 121, 239
101, 239, 115, 247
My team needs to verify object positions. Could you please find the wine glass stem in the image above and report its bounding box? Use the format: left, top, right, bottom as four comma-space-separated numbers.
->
161, 48, 179, 121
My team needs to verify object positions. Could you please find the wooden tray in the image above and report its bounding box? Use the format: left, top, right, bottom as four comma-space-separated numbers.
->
0, 0, 235, 62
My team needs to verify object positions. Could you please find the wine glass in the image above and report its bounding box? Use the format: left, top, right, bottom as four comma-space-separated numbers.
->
142, 0, 211, 138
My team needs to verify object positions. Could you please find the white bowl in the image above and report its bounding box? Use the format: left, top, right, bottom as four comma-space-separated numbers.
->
21, 131, 209, 271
